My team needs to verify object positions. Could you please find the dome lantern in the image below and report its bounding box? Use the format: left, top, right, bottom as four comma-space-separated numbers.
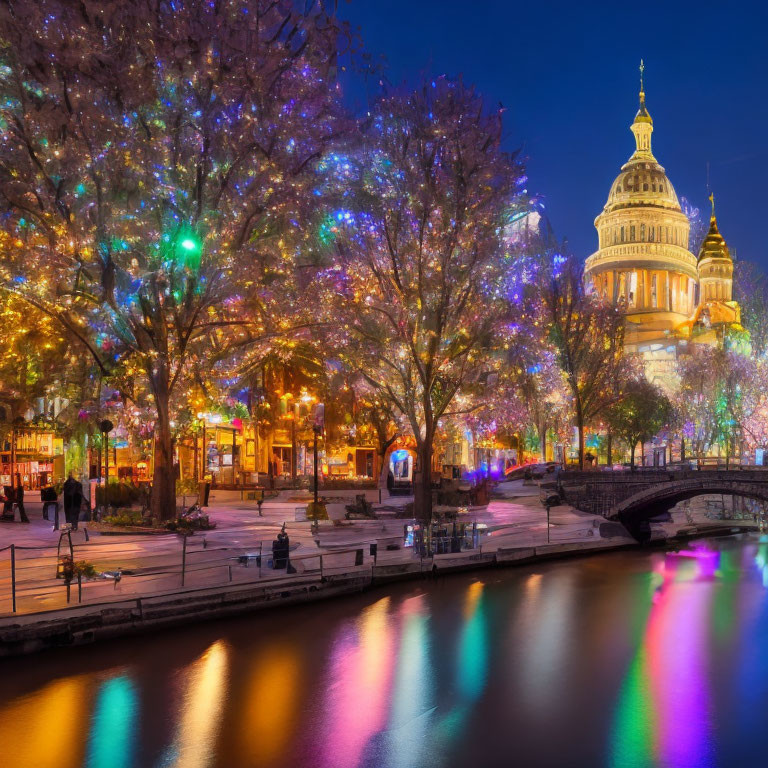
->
630, 60, 654, 156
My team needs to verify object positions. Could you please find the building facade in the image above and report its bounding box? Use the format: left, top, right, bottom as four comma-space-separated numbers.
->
584, 70, 742, 386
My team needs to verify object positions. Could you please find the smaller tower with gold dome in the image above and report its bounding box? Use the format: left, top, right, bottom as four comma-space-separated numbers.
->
698, 194, 733, 303
680, 193, 743, 344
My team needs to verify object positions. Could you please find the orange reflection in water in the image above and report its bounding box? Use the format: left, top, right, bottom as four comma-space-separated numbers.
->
236, 643, 301, 766
162, 639, 230, 768
0, 675, 91, 768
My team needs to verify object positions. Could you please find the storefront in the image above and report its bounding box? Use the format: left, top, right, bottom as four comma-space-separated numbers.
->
0, 425, 64, 489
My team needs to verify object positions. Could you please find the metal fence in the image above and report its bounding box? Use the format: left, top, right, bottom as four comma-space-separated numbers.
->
0, 525, 381, 617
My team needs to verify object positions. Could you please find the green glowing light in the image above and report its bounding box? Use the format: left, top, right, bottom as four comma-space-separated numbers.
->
180, 238, 197, 251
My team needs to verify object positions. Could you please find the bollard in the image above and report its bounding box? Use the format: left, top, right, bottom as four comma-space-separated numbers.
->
83, 527, 90, 542
320, 553, 324, 580
10, 544, 16, 613
228, 565, 233, 582
78, 573, 82, 603
181, 534, 187, 587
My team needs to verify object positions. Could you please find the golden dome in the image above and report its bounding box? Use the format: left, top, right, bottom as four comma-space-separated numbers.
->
698, 195, 731, 263
604, 159, 681, 214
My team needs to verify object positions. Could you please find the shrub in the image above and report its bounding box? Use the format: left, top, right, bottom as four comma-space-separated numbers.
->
306, 501, 329, 520
165, 509, 216, 533
58, 556, 98, 581
103, 508, 145, 527
345, 495, 374, 519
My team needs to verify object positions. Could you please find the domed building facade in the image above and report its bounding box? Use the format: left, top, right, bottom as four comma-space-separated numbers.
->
584, 68, 743, 385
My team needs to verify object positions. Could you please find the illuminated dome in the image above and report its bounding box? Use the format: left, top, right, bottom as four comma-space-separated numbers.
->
585, 65, 698, 344
603, 159, 681, 214
697, 195, 733, 303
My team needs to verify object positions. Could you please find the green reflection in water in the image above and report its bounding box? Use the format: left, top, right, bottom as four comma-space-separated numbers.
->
609, 647, 655, 768
387, 598, 434, 768
85, 675, 137, 768
608, 573, 656, 768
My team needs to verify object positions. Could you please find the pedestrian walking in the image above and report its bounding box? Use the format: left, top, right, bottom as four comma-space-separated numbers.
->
63, 472, 83, 530
14, 474, 29, 523
41, 484, 59, 524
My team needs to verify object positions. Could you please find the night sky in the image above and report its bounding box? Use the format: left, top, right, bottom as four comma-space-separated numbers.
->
340, 0, 768, 268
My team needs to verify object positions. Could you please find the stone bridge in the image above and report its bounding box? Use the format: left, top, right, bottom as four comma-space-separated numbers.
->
550, 468, 768, 536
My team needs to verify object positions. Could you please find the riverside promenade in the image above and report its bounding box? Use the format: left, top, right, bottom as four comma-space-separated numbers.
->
0, 478, 751, 656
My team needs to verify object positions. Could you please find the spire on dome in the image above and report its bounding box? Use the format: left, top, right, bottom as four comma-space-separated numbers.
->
698, 192, 730, 262
630, 61, 654, 155
635, 60, 652, 124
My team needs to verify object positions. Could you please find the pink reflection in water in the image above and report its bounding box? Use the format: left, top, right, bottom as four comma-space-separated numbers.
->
646, 557, 714, 766
320, 597, 396, 768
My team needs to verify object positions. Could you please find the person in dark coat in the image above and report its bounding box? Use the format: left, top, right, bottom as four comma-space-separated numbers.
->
41, 484, 59, 523
63, 473, 83, 530
14, 474, 29, 523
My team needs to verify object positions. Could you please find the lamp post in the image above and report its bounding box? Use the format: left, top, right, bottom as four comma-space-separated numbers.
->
100, 419, 114, 513
312, 403, 324, 505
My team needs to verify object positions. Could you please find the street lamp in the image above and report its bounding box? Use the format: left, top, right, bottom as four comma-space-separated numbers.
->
100, 419, 114, 515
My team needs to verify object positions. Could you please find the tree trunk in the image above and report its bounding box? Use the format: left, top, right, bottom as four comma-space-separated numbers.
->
413, 440, 433, 522
377, 435, 397, 490
630, 442, 636, 472
576, 413, 585, 470
607, 429, 612, 467
681, 436, 685, 463
151, 378, 176, 521
539, 425, 547, 463
640, 441, 645, 467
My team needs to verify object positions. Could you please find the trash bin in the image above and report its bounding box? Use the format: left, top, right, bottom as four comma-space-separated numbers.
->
199, 481, 211, 507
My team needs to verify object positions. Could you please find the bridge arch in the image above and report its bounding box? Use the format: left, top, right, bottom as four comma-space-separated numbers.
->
611, 479, 768, 540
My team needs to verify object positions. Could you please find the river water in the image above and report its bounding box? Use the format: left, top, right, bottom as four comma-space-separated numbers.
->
3, 535, 768, 768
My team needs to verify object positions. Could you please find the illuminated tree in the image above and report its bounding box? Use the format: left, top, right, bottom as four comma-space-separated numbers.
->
734, 260, 768, 358
330, 77, 522, 519
604, 377, 672, 469
0, 0, 345, 517
682, 196, 707, 255
542, 257, 634, 469
676, 346, 763, 463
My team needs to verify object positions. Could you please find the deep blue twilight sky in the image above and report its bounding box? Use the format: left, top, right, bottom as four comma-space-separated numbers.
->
340, 0, 768, 267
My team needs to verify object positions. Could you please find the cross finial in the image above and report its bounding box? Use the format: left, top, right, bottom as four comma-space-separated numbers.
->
639, 59, 645, 93
709, 192, 716, 219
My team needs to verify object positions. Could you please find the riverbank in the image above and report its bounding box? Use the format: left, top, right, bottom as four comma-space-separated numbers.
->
0, 536, 641, 657
0, 481, 757, 657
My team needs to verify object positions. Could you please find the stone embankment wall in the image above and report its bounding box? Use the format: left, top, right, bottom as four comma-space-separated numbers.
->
0, 539, 635, 658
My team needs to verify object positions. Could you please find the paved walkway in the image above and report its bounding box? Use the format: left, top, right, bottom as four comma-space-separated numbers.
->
0, 479, 655, 617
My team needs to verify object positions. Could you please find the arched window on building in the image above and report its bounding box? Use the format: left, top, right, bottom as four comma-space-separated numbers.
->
651, 274, 657, 308
640, 223, 646, 241
621, 226, 625, 243
649, 226, 654, 242
630, 225, 636, 241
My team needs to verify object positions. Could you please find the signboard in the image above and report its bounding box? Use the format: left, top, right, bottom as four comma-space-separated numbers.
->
756, 448, 764, 466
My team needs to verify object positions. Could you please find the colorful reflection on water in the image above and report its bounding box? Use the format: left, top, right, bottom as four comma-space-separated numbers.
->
4, 536, 768, 767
